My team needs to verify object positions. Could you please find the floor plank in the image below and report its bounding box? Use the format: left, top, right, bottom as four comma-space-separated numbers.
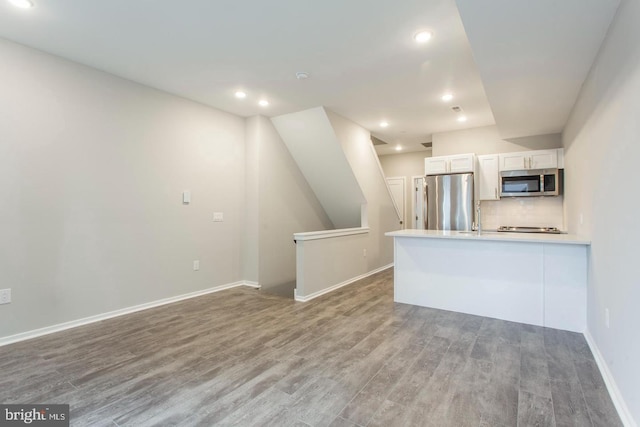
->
0, 268, 622, 426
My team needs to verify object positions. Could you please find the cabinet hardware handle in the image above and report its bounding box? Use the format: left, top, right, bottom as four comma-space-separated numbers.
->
523, 157, 526, 169
529, 157, 532, 169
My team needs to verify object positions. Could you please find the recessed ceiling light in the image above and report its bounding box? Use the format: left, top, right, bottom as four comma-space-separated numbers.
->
414, 31, 432, 43
457, 115, 468, 123
380, 121, 389, 128
395, 145, 403, 151
8, 0, 34, 8
258, 99, 269, 107
442, 93, 454, 102
234, 91, 247, 99
296, 72, 309, 80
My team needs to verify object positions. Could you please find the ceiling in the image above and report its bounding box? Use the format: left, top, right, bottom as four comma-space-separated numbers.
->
0, 0, 619, 155
456, 0, 620, 140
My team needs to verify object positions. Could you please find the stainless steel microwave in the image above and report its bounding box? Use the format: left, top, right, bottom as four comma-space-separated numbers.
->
500, 168, 562, 197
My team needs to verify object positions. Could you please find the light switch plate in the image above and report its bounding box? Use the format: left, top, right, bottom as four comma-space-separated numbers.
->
213, 212, 224, 222
0, 289, 11, 305
183, 191, 191, 204
193, 260, 200, 271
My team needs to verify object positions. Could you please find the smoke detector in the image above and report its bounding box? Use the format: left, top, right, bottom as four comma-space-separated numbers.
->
451, 106, 463, 113
296, 72, 310, 80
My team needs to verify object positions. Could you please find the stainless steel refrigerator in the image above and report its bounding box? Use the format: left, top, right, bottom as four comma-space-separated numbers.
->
424, 172, 474, 231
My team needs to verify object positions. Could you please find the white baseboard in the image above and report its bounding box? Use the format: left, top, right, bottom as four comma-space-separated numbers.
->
294, 263, 393, 302
0, 280, 260, 347
243, 281, 261, 289
584, 330, 637, 427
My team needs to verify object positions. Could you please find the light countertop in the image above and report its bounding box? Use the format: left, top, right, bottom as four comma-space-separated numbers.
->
385, 229, 590, 245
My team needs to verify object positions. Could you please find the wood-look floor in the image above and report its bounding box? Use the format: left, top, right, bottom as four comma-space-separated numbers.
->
0, 269, 622, 426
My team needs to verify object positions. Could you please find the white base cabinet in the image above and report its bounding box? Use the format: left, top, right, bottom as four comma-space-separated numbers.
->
392, 236, 587, 332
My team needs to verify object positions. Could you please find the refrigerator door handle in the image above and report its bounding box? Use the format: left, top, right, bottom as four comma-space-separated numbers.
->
423, 180, 428, 230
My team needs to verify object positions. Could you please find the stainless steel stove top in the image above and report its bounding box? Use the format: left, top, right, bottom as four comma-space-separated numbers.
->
497, 226, 562, 234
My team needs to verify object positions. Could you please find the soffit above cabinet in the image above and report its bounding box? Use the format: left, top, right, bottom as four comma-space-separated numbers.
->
455, 0, 620, 139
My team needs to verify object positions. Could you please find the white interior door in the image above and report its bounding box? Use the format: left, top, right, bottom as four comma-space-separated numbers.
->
413, 176, 425, 229
386, 177, 405, 228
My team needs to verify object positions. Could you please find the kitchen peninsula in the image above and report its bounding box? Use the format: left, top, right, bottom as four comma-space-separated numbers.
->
386, 229, 590, 332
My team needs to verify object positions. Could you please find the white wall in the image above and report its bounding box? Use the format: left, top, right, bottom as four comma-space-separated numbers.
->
248, 116, 333, 293
296, 233, 370, 298
0, 38, 246, 338
293, 111, 399, 299
432, 125, 561, 157
271, 107, 365, 229
0, 38, 394, 339
243, 117, 260, 283
379, 150, 432, 227
432, 125, 564, 230
378, 150, 432, 177
563, 0, 640, 423
326, 111, 399, 269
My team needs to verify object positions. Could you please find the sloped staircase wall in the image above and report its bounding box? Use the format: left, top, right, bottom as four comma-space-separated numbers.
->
271, 107, 366, 229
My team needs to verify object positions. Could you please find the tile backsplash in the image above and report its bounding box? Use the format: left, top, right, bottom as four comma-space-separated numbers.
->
480, 197, 564, 231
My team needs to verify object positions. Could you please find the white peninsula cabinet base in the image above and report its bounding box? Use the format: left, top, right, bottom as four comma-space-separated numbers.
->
386, 230, 590, 332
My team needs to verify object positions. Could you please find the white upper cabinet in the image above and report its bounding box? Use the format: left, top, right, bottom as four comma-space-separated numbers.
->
449, 154, 476, 173
424, 157, 449, 175
530, 149, 558, 169
477, 155, 500, 200
500, 152, 529, 171
425, 153, 475, 175
499, 149, 561, 171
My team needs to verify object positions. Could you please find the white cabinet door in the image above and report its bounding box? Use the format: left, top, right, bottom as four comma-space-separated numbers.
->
500, 149, 559, 171
425, 157, 448, 175
449, 154, 475, 173
499, 152, 528, 171
477, 155, 499, 200
426, 154, 475, 175
530, 149, 558, 169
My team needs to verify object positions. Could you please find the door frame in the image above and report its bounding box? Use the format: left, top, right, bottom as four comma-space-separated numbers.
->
385, 176, 406, 229
411, 175, 425, 229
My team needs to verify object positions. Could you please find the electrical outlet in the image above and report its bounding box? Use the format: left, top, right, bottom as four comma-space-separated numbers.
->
193, 260, 200, 271
605, 308, 610, 328
213, 212, 224, 222
0, 289, 11, 305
